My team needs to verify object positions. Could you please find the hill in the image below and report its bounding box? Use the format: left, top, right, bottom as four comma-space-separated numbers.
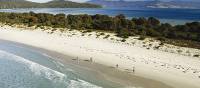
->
88, 0, 200, 9
147, 1, 200, 9
0, 0, 39, 9
44, 0, 101, 8
0, 0, 101, 9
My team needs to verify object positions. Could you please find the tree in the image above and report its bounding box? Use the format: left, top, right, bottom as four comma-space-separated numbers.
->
135, 17, 147, 25
146, 28, 161, 37
167, 31, 177, 39
197, 34, 200, 42
54, 13, 67, 28
28, 16, 38, 23
67, 15, 82, 29
148, 17, 160, 26
80, 14, 93, 29
115, 14, 125, 19
127, 20, 135, 30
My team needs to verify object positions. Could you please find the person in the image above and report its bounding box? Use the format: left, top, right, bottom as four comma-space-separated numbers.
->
132, 66, 135, 73
90, 57, 93, 62
77, 56, 79, 64
116, 64, 119, 68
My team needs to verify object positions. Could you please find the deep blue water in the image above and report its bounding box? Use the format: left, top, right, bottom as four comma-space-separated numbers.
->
0, 8, 200, 24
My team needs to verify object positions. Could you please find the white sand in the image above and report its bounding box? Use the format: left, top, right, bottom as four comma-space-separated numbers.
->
0, 24, 200, 88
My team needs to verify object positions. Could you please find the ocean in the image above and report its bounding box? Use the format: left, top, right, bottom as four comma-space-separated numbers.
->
0, 8, 200, 25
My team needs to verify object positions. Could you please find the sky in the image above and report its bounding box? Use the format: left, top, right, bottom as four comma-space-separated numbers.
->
27, 0, 199, 3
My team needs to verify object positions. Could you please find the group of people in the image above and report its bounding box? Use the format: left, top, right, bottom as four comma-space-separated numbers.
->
116, 64, 135, 73
75, 56, 135, 73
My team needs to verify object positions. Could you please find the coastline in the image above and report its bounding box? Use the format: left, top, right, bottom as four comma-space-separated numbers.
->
0, 39, 171, 88
0, 24, 200, 88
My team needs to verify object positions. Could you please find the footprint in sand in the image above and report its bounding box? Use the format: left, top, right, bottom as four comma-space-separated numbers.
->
193, 70, 200, 74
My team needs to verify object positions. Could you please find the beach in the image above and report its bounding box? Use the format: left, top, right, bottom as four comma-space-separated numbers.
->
0, 39, 171, 88
0, 24, 200, 88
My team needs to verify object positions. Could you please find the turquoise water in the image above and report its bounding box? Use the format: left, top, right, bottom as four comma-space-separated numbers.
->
0, 8, 200, 24
0, 41, 120, 88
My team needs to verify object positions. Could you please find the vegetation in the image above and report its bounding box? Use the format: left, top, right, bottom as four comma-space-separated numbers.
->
0, 12, 200, 49
0, 0, 101, 9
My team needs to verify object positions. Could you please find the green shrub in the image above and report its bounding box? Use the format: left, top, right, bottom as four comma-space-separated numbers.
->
82, 30, 92, 33
121, 39, 126, 42
193, 55, 199, 57
100, 32, 105, 35
104, 35, 110, 39
138, 36, 146, 40
157, 37, 166, 41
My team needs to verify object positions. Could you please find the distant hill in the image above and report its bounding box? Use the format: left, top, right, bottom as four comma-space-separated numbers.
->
0, 0, 39, 9
147, 1, 200, 9
44, 0, 101, 8
88, 0, 200, 9
0, 0, 101, 9
88, 0, 148, 8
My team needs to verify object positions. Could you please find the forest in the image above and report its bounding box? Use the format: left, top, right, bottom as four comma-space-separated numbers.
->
0, 12, 199, 48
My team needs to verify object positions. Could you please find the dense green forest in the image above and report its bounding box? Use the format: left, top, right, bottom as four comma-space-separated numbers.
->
0, 0, 101, 9
0, 12, 200, 48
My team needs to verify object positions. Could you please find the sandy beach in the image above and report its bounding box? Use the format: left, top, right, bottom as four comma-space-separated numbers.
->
0, 39, 171, 88
0, 24, 200, 88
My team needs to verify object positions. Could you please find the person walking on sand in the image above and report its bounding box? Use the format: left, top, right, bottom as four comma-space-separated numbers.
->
132, 66, 135, 73
90, 57, 93, 62
116, 64, 119, 68
77, 56, 80, 64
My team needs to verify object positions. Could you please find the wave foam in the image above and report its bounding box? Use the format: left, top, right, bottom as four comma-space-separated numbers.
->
0, 50, 66, 81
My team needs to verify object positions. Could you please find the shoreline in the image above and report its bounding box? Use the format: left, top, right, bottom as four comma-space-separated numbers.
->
0, 24, 200, 88
0, 39, 172, 88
